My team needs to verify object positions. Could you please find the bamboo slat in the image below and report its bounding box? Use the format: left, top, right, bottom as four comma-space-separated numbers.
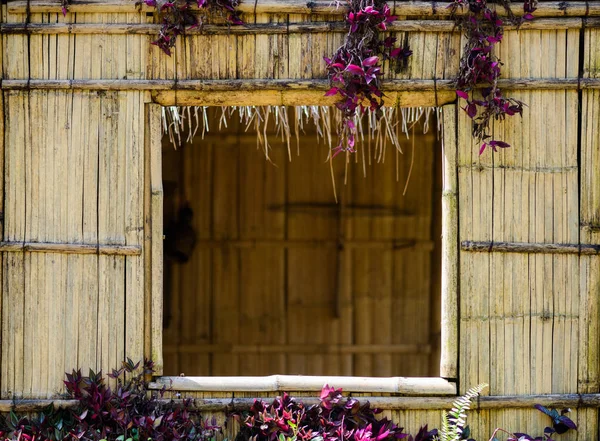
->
8, 0, 600, 17
286, 135, 336, 376
182, 239, 433, 250
461, 241, 600, 255
143, 103, 154, 376
148, 103, 164, 374
97, 91, 126, 389
2, 90, 28, 398
0, 241, 142, 255
72, 93, 98, 380
163, 344, 432, 354
238, 136, 287, 375
124, 92, 145, 369
210, 136, 241, 376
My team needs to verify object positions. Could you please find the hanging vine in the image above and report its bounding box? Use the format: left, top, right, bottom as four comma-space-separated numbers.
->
323, 0, 537, 155
324, 0, 412, 158
451, 0, 537, 154
141, 0, 242, 55
61, 0, 242, 55
57, 0, 537, 155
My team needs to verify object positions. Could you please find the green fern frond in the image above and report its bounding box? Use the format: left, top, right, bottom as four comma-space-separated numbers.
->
440, 383, 488, 441
439, 410, 450, 441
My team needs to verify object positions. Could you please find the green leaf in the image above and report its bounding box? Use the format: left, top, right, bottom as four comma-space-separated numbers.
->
10, 410, 18, 427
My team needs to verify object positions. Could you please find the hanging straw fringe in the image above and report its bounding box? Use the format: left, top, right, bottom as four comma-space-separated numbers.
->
162, 105, 441, 161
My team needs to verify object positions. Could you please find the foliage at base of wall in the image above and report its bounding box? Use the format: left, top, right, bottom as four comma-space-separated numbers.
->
0, 357, 579, 440
231, 384, 577, 441
0, 359, 221, 441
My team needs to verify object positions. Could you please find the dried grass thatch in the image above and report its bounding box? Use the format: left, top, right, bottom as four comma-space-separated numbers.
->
162, 105, 441, 156
162, 105, 442, 199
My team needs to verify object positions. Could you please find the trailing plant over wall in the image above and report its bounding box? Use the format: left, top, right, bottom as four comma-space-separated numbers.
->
324, 0, 537, 155
141, 0, 243, 55
0, 359, 220, 441
60, 0, 537, 155
60, 0, 242, 55
324, 0, 412, 157
450, 0, 537, 154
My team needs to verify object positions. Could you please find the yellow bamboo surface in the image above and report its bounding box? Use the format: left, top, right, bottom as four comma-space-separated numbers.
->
2, 10, 461, 83
457, 28, 594, 441
1, 3, 600, 441
1, 88, 147, 398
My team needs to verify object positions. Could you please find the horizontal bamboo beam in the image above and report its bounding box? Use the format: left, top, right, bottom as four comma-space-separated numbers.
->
461, 241, 600, 255
7, 0, 600, 18
163, 394, 600, 410
4, 394, 600, 412
149, 376, 457, 394
152, 90, 456, 107
0, 18, 583, 35
0, 400, 80, 412
0, 78, 589, 92
581, 222, 600, 232
163, 343, 432, 355
190, 239, 434, 251
0, 241, 142, 256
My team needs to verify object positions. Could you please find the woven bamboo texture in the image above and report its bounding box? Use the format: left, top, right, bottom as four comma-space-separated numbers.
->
1, 2, 599, 440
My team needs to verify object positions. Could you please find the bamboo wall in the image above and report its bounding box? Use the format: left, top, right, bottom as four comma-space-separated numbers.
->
1, 1, 599, 440
161, 113, 441, 378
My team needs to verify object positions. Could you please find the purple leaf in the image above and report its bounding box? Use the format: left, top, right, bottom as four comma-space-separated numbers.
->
325, 87, 339, 97
362, 56, 379, 67
456, 90, 469, 100
346, 64, 365, 76
465, 102, 478, 119
488, 140, 510, 149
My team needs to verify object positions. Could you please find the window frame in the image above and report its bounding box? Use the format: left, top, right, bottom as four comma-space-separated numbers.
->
144, 98, 458, 396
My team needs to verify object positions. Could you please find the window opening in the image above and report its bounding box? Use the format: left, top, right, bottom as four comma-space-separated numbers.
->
160, 106, 442, 378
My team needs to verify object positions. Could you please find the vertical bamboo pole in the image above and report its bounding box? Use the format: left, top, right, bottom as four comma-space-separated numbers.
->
440, 104, 458, 380
145, 103, 164, 375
